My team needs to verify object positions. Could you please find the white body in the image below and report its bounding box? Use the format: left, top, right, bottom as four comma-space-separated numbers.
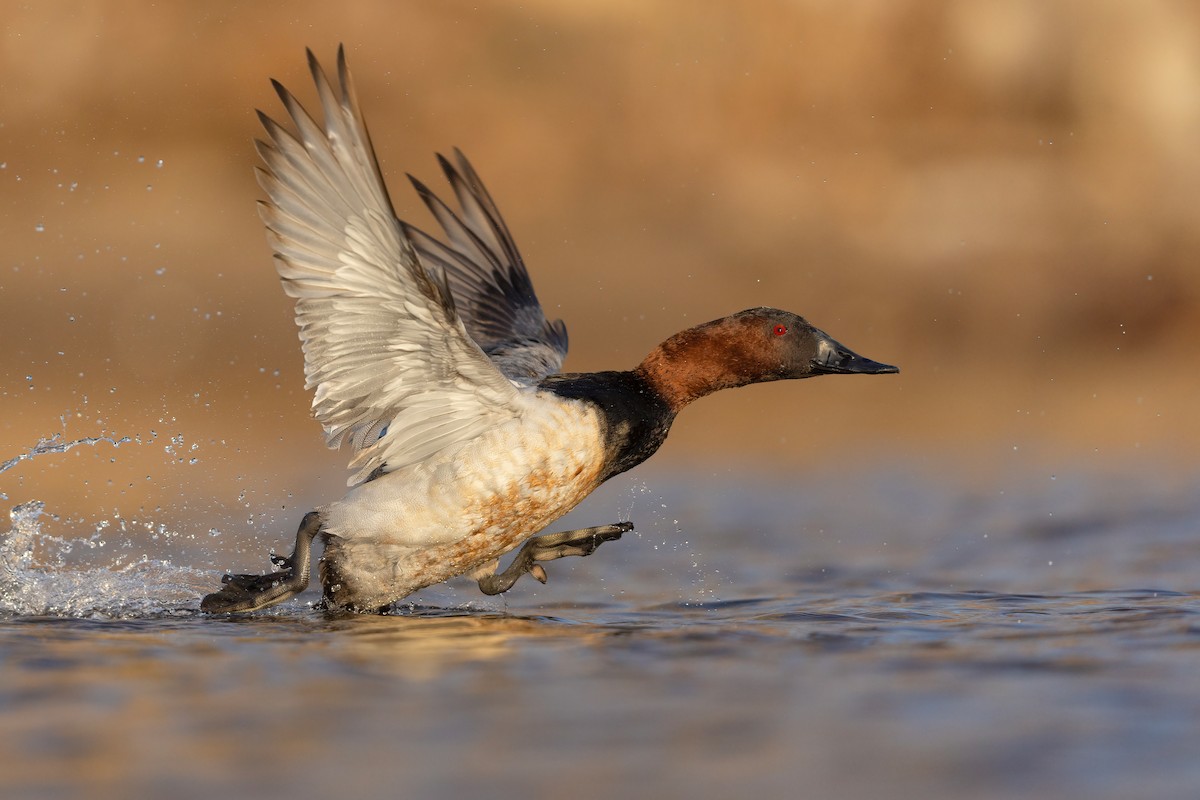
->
318, 392, 607, 609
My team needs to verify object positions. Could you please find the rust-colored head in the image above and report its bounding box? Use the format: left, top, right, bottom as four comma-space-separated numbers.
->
634, 307, 898, 412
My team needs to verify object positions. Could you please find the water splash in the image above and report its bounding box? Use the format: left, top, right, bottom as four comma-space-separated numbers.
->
0, 500, 212, 618
1, 432, 212, 618
0, 432, 133, 480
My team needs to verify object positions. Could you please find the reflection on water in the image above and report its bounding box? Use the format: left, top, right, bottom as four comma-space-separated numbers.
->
2, 465, 1199, 800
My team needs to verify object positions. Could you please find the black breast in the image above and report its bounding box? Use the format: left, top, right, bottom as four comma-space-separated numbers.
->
540, 370, 676, 483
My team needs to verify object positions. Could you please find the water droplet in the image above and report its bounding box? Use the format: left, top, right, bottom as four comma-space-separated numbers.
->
34, 223, 44, 233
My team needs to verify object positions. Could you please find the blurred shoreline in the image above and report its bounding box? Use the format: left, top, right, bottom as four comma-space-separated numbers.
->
4, 3, 1199, 532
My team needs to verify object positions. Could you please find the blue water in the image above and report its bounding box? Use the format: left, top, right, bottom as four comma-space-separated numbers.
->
2, 463, 1199, 799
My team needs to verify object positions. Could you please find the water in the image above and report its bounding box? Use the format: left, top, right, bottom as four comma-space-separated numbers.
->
2, 461, 1199, 799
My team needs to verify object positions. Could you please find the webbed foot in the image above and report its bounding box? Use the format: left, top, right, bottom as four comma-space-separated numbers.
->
477, 521, 632, 596
201, 511, 323, 613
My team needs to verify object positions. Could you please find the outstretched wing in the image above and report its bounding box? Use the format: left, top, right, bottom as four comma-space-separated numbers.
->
255, 46, 523, 486
402, 150, 568, 384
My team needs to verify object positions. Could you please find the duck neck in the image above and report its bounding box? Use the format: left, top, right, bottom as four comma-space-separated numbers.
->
634, 322, 755, 413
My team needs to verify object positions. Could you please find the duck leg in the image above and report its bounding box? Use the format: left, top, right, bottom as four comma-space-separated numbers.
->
476, 521, 632, 596
201, 511, 323, 613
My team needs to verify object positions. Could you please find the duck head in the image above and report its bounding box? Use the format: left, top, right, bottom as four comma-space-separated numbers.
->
635, 307, 898, 412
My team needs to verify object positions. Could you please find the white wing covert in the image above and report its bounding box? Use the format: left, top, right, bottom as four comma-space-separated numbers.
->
256, 47, 522, 485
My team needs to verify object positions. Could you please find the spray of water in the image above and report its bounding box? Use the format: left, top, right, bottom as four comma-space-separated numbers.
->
0, 432, 133, 483
1, 436, 216, 618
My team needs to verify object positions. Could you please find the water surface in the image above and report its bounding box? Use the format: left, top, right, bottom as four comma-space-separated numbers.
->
2, 465, 1198, 800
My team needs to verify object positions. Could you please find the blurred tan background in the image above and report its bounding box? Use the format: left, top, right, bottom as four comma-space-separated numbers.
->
3, 1, 1199, 534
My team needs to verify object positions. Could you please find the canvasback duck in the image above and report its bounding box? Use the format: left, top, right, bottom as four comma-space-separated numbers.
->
201, 47, 898, 614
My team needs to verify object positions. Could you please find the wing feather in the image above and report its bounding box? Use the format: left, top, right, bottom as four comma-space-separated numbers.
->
256, 46, 522, 485
402, 151, 569, 383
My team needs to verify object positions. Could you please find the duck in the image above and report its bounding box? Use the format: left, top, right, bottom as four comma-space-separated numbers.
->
201, 47, 898, 614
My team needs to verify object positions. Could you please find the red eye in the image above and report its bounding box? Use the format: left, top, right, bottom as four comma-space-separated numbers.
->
772, 324, 788, 337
